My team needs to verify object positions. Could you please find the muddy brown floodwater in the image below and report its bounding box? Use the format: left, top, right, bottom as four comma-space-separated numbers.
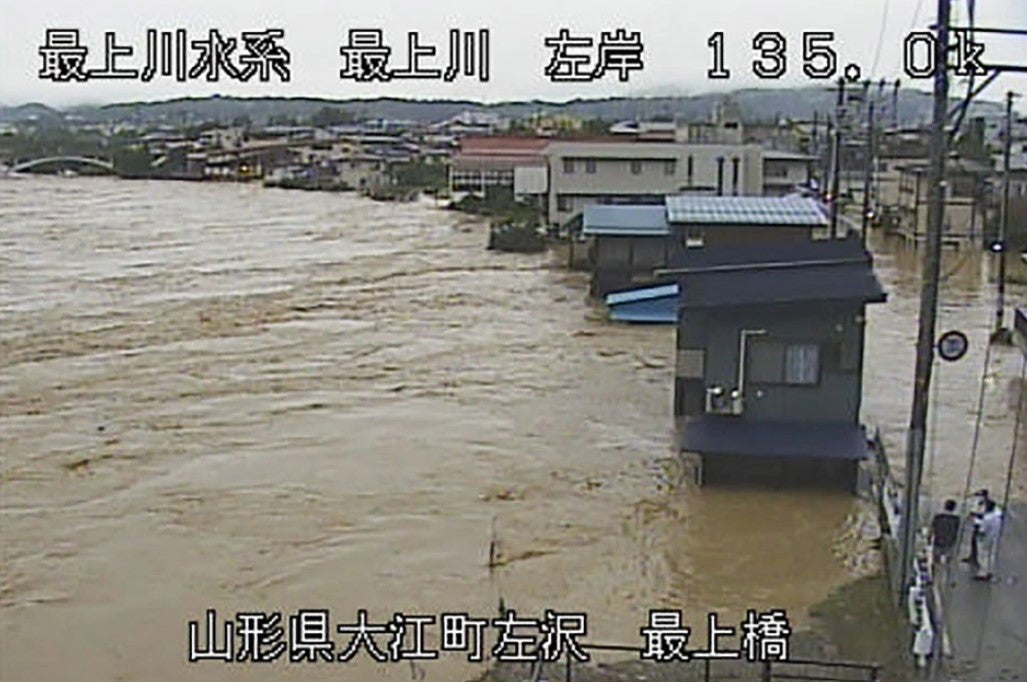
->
2, 177, 1024, 681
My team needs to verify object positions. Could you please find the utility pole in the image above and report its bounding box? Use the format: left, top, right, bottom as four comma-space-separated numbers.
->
899, 0, 950, 600
862, 99, 876, 246
812, 110, 819, 157
994, 90, 1015, 338
893, 79, 901, 129
823, 120, 833, 200
831, 78, 845, 236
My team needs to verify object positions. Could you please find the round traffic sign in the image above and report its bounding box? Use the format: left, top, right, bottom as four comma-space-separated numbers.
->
937, 330, 969, 362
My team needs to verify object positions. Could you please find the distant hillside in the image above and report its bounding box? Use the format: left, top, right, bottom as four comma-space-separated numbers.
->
0, 87, 1007, 127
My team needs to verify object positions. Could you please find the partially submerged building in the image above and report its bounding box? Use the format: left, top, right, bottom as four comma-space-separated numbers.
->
582, 204, 671, 296
448, 136, 549, 202
584, 195, 834, 298
894, 158, 991, 245
670, 235, 887, 489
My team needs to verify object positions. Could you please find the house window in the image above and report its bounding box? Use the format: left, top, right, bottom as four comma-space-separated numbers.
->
585, 159, 597, 174
784, 343, 820, 385
630, 160, 642, 175
557, 195, 572, 212
664, 160, 676, 176
748, 340, 821, 385
563, 158, 575, 174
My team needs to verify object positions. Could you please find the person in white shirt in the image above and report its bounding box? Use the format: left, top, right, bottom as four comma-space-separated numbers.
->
975, 499, 1003, 581
962, 489, 991, 565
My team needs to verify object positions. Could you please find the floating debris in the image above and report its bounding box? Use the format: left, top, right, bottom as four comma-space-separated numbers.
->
487, 220, 547, 253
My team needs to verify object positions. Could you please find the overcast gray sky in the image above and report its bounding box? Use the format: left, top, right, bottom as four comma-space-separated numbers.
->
2, 0, 1025, 109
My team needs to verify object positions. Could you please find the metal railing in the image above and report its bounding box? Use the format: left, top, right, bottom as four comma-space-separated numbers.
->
518, 643, 881, 682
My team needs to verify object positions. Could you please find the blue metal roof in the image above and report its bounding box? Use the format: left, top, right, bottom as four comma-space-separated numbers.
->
605, 284, 680, 324
605, 283, 679, 305
665, 195, 828, 226
681, 416, 868, 460
671, 236, 886, 309
582, 205, 669, 236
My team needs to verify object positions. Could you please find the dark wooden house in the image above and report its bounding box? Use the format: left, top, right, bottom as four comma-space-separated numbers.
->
670, 235, 887, 490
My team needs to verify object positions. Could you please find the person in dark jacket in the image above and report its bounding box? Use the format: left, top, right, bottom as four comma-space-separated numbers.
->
930, 499, 960, 564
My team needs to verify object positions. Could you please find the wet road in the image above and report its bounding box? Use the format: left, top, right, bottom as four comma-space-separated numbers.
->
1, 176, 1023, 681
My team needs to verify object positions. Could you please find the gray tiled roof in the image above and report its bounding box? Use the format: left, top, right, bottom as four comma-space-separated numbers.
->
665, 195, 828, 226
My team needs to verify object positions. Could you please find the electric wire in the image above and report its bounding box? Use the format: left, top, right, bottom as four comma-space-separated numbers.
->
869, 0, 891, 80
952, 329, 995, 573
996, 352, 1026, 562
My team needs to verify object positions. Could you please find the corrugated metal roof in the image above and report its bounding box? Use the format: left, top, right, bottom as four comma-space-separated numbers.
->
582, 205, 669, 236
665, 196, 828, 226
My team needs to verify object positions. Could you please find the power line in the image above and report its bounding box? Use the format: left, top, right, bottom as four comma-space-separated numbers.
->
910, 0, 927, 34
869, 0, 890, 79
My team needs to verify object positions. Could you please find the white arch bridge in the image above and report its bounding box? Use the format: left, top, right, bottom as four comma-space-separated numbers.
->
10, 156, 115, 173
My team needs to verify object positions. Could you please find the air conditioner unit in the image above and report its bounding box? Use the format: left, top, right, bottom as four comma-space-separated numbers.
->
705, 386, 744, 415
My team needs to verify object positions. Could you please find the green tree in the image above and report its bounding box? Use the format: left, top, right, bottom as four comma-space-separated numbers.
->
112, 145, 154, 178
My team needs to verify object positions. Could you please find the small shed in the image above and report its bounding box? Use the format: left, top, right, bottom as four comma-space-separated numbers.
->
582, 204, 671, 296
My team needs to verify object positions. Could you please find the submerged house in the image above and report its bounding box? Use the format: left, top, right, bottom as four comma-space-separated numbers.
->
590, 195, 836, 318
582, 204, 672, 296
670, 235, 887, 490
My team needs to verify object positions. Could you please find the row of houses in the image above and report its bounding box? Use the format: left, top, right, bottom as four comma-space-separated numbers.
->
139, 123, 453, 186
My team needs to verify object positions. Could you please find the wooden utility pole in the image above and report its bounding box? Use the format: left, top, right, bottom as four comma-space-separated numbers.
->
831, 78, 845, 236
862, 100, 876, 246
899, 0, 950, 599
994, 91, 1015, 337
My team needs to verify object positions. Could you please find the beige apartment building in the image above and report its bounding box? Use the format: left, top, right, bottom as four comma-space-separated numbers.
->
545, 140, 763, 226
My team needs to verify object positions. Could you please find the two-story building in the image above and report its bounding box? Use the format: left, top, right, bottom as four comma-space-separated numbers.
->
448, 136, 549, 200
670, 235, 886, 489
546, 140, 764, 227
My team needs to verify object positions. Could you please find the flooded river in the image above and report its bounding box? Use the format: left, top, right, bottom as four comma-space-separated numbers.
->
1, 176, 1024, 681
